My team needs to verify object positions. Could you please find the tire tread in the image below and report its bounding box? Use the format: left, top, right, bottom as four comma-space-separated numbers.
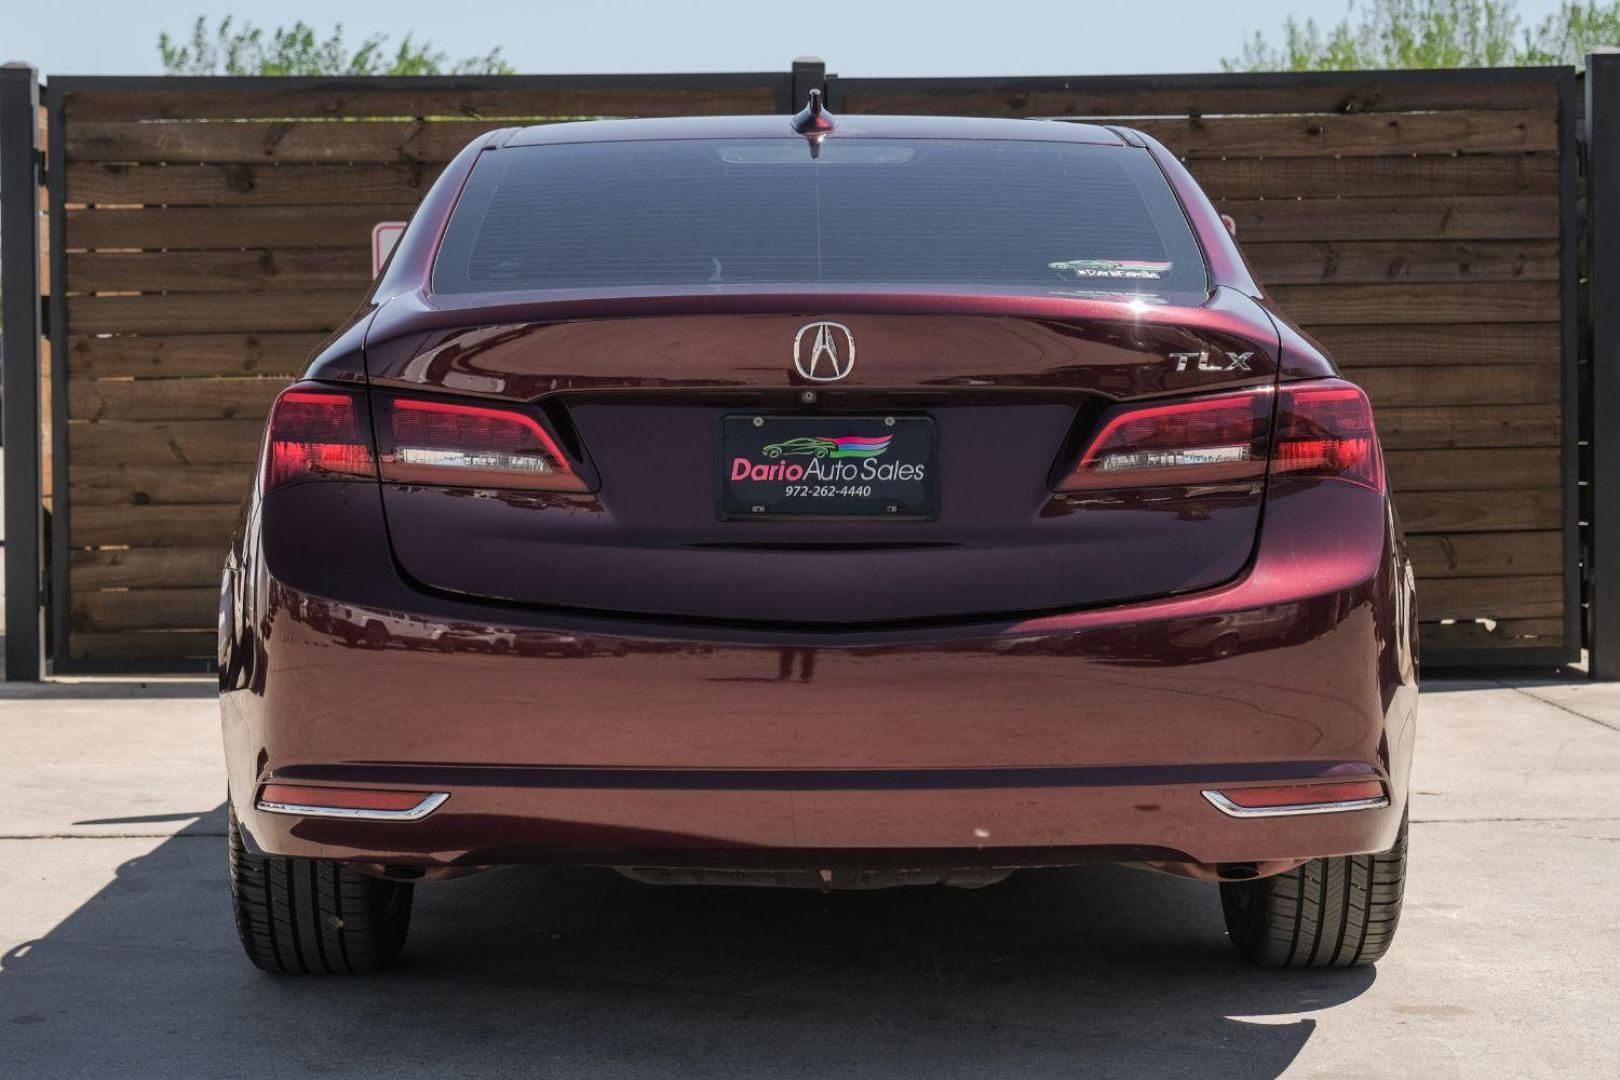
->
1220, 811, 1407, 969
227, 805, 412, 974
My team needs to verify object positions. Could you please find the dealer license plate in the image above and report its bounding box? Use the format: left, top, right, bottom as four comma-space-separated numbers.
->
718, 415, 937, 520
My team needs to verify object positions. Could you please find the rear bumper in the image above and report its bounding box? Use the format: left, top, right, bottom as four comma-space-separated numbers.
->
222, 478, 1417, 875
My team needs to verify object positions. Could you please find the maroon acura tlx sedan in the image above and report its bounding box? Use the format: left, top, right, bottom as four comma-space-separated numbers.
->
220, 96, 1416, 974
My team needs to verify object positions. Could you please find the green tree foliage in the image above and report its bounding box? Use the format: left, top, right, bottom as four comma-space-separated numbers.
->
1521, 0, 1620, 61
158, 16, 513, 76
1226, 0, 1620, 70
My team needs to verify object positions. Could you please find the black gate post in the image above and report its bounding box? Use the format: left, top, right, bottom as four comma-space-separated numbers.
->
1588, 52, 1620, 678
0, 64, 44, 681
789, 56, 826, 112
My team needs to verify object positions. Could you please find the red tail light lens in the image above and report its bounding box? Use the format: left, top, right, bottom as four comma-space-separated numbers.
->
1058, 387, 1272, 491
381, 398, 588, 492
265, 387, 376, 491
1273, 380, 1383, 492
1057, 378, 1382, 493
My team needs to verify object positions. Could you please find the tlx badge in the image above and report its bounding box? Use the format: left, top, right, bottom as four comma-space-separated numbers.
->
1170, 350, 1254, 373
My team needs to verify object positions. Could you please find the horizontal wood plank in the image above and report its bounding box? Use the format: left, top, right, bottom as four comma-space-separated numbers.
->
72, 547, 227, 590
72, 464, 253, 505
69, 377, 285, 422
75, 157, 1558, 212
1420, 618, 1564, 649
1134, 109, 1557, 158
1417, 575, 1564, 620
1311, 322, 1560, 366
1374, 404, 1561, 450
66, 160, 441, 206
1188, 154, 1558, 200
63, 82, 784, 122
1408, 531, 1563, 578
69, 419, 268, 464
68, 333, 323, 379
66, 119, 511, 164
68, 291, 360, 335
68, 249, 371, 293
1394, 488, 1561, 533
71, 504, 241, 547
67, 205, 419, 250
836, 75, 1561, 117
70, 587, 224, 633
84, 196, 1562, 251
1222, 196, 1559, 243
77, 241, 1564, 297
1356, 364, 1561, 408
68, 631, 219, 662
1245, 240, 1559, 286
65, 109, 1557, 166
1274, 282, 1560, 325
1386, 447, 1559, 492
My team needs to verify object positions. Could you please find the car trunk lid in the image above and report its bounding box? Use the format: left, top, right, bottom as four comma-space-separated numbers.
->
363, 289, 1280, 625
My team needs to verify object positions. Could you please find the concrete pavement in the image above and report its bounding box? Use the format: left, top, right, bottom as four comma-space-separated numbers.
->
1, 677, 1617, 1079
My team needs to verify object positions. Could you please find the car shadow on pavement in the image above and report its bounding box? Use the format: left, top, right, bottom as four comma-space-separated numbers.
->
0, 804, 1372, 1080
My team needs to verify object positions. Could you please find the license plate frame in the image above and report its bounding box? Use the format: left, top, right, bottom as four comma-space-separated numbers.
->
718, 414, 938, 521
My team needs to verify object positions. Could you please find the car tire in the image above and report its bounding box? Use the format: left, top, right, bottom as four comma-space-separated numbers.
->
1219, 809, 1407, 968
228, 805, 414, 974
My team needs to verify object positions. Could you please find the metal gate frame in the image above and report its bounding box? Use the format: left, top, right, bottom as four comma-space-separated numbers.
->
0, 59, 1599, 678
1584, 52, 1620, 678
1, 64, 45, 680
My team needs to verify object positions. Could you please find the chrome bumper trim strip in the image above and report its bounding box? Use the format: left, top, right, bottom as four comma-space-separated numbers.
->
256, 791, 450, 822
1201, 790, 1390, 818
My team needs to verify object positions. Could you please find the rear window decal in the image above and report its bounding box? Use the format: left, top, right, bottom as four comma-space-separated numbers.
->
1049, 258, 1173, 280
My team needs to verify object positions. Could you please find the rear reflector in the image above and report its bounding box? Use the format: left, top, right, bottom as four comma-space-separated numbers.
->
381, 398, 589, 492
257, 784, 449, 821
264, 387, 377, 491
1057, 377, 1383, 493
1202, 780, 1388, 818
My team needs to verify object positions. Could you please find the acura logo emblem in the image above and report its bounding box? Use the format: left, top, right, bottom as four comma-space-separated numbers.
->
793, 321, 856, 381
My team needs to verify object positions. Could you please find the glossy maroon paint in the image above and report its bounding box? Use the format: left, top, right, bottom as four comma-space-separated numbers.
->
222, 113, 1416, 883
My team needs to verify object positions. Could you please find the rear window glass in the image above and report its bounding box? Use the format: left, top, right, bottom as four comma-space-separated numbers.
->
432, 137, 1207, 296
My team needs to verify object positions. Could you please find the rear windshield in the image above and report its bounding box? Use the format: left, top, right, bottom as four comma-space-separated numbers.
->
432, 137, 1208, 296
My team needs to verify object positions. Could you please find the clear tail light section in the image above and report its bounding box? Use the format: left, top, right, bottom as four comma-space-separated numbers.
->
264, 385, 377, 491
1057, 378, 1382, 494
379, 398, 589, 492
1058, 387, 1272, 491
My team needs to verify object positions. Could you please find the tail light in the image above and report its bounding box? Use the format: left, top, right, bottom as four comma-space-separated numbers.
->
264, 386, 376, 491
1057, 378, 1382, 493
1272, 380, 1382, 491
380, 398, 589, 492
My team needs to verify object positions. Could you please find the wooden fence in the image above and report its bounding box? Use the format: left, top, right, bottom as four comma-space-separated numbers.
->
25, 65, 1579, 670
830, 69, 1578, 666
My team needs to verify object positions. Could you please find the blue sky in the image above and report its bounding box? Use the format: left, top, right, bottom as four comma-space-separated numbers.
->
2, 0, 1575, 76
